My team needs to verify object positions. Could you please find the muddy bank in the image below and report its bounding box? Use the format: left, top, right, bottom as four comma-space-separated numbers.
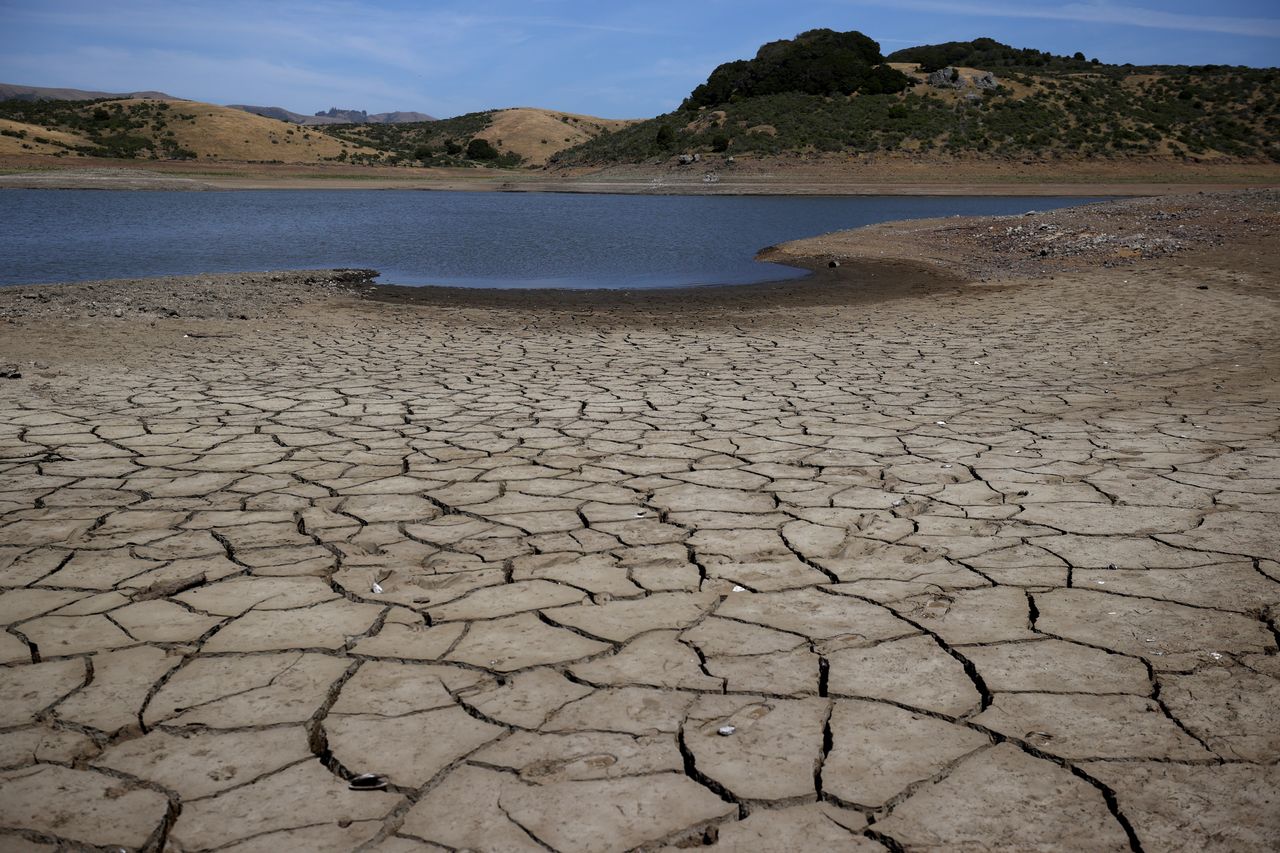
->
765, 188, 1279, 281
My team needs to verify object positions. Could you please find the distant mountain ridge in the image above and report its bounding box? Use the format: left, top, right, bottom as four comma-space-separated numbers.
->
227, 105, 344, 125
229, 104, 434, 125
0, 82, 177, 102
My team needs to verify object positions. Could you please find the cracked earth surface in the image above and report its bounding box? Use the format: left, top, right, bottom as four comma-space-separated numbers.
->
1, 191, 1278, 852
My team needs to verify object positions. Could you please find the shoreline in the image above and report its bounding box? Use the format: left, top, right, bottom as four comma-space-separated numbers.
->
0, 257, 960, 327
2, 188, 1270, 303
3, 155, 1279, 196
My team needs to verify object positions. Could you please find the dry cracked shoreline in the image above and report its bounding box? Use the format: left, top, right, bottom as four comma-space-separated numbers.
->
0, 190, 1278, 852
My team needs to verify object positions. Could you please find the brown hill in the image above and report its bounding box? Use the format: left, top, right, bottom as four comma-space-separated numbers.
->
321, 107, 637, 167
0, 119, 92, 155
0, 82, 175, 101
138, 100, 380, 161
0, 98, 382, 163
477, 108, 637, 165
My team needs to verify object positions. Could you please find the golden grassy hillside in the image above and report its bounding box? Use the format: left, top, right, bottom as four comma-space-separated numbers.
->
476, 108, 637, 165
320, 107, 638, 167
0, 97, 382, 163
112, 99, 383, 162
0, 118, 92, 155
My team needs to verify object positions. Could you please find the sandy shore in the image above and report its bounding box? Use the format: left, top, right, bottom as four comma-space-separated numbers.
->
4, 154, 1280, 195
1, 191, 1278, 851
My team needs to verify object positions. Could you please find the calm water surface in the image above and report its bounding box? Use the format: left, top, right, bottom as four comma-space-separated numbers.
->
0, 190, 1106, 289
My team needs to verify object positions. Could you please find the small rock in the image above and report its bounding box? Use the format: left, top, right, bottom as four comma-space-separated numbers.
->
348, 773, 388, 791
973, 71, 999, 90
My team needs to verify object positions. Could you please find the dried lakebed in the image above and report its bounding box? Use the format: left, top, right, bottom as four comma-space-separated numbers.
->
0, 190, 1278, 851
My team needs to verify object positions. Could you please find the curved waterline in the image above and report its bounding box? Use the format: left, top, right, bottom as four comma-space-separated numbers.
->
0, 190, 1108, 289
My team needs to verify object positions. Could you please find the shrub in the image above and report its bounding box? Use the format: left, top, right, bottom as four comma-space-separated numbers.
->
466, 138, 499, 160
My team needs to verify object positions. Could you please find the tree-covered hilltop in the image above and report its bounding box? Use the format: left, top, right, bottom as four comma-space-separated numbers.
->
682, 29, 912, 109
887, 37, 1103, 72
554, 31, 1280, 166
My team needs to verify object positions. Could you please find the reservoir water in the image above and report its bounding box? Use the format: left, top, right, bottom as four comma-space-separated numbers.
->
0, 189, 1106, 289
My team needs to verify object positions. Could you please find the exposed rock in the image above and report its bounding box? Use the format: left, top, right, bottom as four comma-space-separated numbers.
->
928, 66, 962, 88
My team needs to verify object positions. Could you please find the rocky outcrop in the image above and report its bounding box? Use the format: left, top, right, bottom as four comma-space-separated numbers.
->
928, 66, 962, 88
926, 67, 999, 91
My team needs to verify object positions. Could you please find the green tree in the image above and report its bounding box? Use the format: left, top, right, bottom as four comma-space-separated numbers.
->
682, 29, 909, 109
655, 125, 676, 148
466, 138, 498, 160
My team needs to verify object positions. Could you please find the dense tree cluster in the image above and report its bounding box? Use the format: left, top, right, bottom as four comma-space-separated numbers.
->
888, 38, 1099, 72
681, 29, 912, 109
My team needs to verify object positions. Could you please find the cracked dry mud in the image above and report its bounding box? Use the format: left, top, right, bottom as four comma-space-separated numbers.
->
1, 191, 1278, 852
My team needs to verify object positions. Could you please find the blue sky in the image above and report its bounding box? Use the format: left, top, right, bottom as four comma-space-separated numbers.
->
1, 1, 1277, 118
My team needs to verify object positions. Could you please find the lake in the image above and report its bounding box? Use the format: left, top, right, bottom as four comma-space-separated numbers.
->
0, 190, 1106, 289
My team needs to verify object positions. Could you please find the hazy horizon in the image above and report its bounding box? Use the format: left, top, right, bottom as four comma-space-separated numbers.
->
2, 0, 1278, 120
